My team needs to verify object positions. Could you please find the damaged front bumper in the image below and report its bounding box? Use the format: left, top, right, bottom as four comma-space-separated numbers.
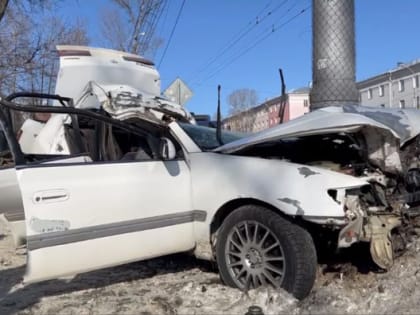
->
338, 193, 402, 270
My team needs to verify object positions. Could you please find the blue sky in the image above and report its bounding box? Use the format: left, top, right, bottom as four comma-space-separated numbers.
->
60, 0, 420, 116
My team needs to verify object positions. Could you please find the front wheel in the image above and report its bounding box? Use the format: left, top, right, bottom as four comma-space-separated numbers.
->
216, 205, 317, 300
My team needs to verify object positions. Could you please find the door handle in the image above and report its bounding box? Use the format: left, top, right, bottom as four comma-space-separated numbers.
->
32, 189, 69, 204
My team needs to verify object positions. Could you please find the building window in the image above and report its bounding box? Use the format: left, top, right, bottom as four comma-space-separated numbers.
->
400, 99, 405, 108
380, 104, 385, 108
303, 99, 309, 107
399, 79, 405, 92
417, 96, 420, 109
367, 89, 373, 99
379, 85, 385, 97
414, 75, 419, 89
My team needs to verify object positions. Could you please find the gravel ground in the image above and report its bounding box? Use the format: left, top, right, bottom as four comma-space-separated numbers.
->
1, 219, 420, 315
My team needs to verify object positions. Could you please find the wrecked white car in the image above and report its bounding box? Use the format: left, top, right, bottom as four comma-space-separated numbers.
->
0, 45, 193, 245
2, 98, 420, 300
1, 48, 420, 300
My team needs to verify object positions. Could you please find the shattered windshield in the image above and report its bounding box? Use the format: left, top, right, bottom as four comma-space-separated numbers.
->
179, 123, 246, 151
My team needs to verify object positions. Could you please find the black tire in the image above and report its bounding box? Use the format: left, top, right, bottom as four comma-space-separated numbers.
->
215, 205, 317, 300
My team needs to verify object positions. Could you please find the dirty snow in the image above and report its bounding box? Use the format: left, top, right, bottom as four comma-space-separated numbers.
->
1, 219, 420, 315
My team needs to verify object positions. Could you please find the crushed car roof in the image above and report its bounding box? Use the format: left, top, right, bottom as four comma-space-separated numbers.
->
215, 105, 420, 153
55, 45, 193, 124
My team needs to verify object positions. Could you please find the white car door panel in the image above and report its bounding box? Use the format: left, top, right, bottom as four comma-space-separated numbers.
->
17, 159, 198, 282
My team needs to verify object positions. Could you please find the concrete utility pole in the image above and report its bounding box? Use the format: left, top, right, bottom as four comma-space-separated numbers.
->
310, 0, 359, 110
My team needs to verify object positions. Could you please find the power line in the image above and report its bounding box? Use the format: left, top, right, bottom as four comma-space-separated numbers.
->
139, 0, 168, 55
155, 1, 171, 45
157, 0, 186, 68
191, 1, 279, 75
189, 0, 302, 87
188, 0, 288, 82
194, 3, 307, 86
195, 5, 311, 86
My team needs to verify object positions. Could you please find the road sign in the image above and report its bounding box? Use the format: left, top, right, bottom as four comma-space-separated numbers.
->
163, 77, 193, 106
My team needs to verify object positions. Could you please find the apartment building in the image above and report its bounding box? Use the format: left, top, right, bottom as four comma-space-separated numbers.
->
358, 60, 420, 108
223, 88, 310, 132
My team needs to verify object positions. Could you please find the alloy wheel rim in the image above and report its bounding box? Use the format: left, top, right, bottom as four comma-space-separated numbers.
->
224, 220, 286, 290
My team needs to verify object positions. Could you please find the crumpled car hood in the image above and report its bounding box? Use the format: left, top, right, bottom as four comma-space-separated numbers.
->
215, 105, 420, 153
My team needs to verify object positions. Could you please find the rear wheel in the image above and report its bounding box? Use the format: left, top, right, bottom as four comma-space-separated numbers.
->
216, 205, 317, 300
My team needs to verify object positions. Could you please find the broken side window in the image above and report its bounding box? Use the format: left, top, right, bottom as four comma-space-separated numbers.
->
0, 93, 173, 166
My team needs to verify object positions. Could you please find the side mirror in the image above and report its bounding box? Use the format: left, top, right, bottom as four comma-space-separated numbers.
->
159, 137, 176, 160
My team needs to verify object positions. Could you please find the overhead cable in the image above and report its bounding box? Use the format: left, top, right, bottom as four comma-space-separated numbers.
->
189, 0, 288, 82
158, 0, 186, 68
195, 5, 311, 86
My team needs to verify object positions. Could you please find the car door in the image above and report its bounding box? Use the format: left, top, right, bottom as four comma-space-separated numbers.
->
16, 156, 197, 283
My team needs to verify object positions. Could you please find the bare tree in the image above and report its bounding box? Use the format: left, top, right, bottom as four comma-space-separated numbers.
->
0, 2, 89, 95
29, 17, 89, 94
0, 0, 58, 23
0, 2, 89, 131
100, 0, 166, 57
0, 0, 8, 23
227, 88, 259, 115
226, 88, 259, 132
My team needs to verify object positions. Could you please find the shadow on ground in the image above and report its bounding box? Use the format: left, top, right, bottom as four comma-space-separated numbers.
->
317, 242, 382, 275
0, 240, 392, 315
0, 253, 216, 315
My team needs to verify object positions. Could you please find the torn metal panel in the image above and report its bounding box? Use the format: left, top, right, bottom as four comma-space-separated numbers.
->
361, 127, 403, 174
75, 82, 193, 124
337, 193, 402, 270
342, 105, 414, 142
365, 216, 401, 270
338, 195, 364, 248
